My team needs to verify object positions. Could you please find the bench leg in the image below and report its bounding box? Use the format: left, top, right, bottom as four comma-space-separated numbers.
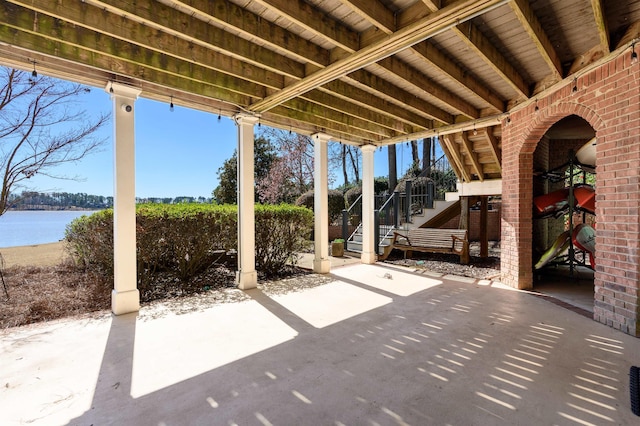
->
460, 244, 470, 264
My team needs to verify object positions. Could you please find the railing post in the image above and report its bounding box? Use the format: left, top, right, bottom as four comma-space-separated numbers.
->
426, 180, 435, 209
393, 190, 400, 228
405, 179, 412, 223
374, 209, 380, 255
342, 208, 349, 245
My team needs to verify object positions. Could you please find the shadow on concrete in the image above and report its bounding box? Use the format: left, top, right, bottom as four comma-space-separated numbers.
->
59, 265, 637, 425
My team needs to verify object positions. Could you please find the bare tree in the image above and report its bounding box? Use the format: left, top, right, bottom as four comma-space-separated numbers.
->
255, 128, 316, 203
0, 68, 108, 215
341, 144, 349, 186
411, 140, 419, 169
423, 138, 432, 177
388, 144, 397, 192
346, 145, 360, 182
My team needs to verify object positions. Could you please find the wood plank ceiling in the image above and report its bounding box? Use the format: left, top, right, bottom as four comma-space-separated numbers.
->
0, 0, 639, 182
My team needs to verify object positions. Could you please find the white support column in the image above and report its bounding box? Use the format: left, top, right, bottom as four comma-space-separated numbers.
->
234, 114, 259, 289
361, 144, 377, 264
312, 133, 331, 273
106, 82, 141, 315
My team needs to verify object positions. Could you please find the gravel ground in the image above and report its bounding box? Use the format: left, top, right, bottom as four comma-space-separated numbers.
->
382, 241, 501, 280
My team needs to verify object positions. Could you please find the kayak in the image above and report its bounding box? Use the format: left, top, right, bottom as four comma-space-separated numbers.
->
573, 185, 595, 215
572, 223, 596, 268
575, 137, 596, 168
533, 188, 569, 218
535, 231, 570, 270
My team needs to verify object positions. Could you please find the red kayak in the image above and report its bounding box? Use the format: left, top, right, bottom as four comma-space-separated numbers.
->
533, 188, 569, 218
534, 185, 595, 217
573, 185, 595, 215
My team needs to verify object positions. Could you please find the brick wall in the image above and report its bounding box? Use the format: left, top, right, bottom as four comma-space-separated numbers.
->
501, 51, 640, 336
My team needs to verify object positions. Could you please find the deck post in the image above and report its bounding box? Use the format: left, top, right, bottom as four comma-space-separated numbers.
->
106, 82, 141, 315
235, 113, 259, 289
313, 133, 331, 273
480, 195, 489, 257
361, 144, 377, 264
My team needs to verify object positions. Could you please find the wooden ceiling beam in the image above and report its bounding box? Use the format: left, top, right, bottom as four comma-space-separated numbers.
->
145, 0, 448, 132
454, 21, 529, 101
0, 9, 400, 141
509, 0, 562, 81
484, 127, 502, 174
442, 135, 471, 182
249, 0, 507, 113
165, 0, 330, 67
0, 26, 254, 106
387, 0, 505, 114
0, 3, 275, 96
336, 0, 497, 118
437, 137, 463, 181
616, 20, 640, 48
253, 0, 359, 52
410, 42, 504, 114
460, 132, 484, 181
322, 80, 433, 130
270, 105, 386, 142
346, 70, 454, 124
259, 0, 495, 124
382, 0, 522, 111
590, 0, 610, 54
11, 0, 305, 80
340, 0, 396, 33
374, 59, 479, 119
297, 92, 415, 137
9, 0, 424, 142
283, 98, 396, 138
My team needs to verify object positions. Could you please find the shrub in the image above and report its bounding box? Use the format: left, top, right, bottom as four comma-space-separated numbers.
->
65, 203, 313, 286
295, 189, 345, 224
65, 209, 114, 273
135, 204, 237, 282
255, 204, 313, 275
344, 186, 362, 207
394, 175, 432, 193
374, 177, 389, 194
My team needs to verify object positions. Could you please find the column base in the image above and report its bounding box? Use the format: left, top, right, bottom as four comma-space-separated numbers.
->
112, 289, 140, 315
313, 258, 331, 274
237, 270, 258, 290
361, 251, 377, 264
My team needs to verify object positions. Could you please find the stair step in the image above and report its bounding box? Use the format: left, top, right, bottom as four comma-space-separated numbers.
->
347, 240, 389, 255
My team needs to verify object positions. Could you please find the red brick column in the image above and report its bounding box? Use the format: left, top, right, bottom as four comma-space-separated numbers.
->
500, 51, 640, 336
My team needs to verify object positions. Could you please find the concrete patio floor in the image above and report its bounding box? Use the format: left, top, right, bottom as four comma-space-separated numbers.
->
1, 263, 639, 425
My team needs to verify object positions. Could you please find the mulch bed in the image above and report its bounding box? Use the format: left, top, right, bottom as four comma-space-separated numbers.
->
1, 242, 501, 329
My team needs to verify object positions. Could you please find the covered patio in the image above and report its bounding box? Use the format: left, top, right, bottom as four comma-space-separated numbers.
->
2, 262, 639, 425
1, 0, 639, 334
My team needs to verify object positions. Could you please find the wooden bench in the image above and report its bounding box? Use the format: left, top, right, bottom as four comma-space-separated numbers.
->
385, 228, 470, 264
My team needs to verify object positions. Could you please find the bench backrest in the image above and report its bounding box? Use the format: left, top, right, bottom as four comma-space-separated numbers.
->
406, 228, 468, 251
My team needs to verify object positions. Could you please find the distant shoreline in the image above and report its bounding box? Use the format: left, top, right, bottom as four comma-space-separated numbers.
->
8, 207, 101, 211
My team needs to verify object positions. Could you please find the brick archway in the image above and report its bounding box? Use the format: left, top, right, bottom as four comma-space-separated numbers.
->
501, 101, 603, 291
501, 54, 640, 335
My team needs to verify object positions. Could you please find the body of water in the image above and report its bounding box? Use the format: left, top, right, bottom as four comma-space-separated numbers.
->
0, 210, 98, 248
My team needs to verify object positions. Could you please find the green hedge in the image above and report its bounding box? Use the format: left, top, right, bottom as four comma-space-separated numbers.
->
65, 203, 313, 284
295, 189, 345, 224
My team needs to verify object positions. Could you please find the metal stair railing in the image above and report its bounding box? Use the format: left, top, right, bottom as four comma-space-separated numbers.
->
375, 191, 399, 254
399, 154, 457, 225
341, 154, 456, 251
342, 194, 362, 247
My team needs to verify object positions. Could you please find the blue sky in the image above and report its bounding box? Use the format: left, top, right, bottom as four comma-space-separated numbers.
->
24, 83, 424, 198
